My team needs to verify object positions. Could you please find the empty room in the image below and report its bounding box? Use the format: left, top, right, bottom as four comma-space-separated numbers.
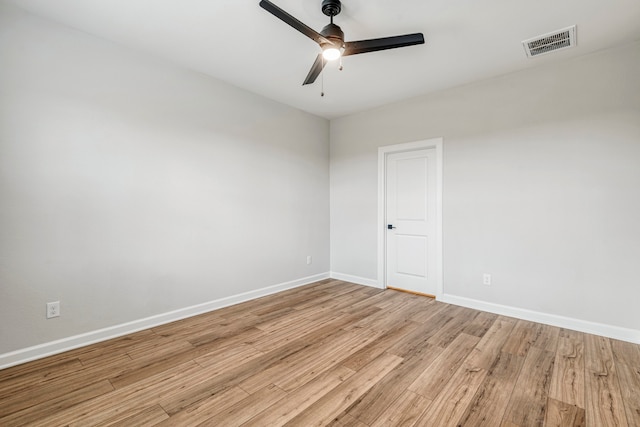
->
1, 0, 639, 426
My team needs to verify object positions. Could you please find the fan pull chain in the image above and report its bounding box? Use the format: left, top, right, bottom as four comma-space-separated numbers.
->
339, 56, 343, 71
321, 54, 325, 97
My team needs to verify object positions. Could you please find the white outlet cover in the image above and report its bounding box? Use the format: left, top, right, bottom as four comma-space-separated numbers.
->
483, 274, 492, 286
46, 301, 60, 318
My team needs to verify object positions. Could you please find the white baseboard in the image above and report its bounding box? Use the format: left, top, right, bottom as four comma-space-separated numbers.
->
5, 274, 636, 369
0, 272, 330, 370
330, 272, 382, 289
440, 293, 640, 344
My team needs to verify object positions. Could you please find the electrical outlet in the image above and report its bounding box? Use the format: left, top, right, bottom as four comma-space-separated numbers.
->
483, 274, 492, 286
306, 255, 312, 265
46, 301, 60, 319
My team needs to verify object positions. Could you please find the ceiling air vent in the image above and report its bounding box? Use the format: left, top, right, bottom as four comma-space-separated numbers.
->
522, 25, 576, 58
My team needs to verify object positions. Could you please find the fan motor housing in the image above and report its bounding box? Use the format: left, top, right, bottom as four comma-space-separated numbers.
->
322, 0, 342, 17
321, 22, 344, 44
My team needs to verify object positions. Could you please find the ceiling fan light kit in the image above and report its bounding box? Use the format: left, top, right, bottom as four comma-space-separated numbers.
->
322, 46, 342, 61
259, 0, 425, 85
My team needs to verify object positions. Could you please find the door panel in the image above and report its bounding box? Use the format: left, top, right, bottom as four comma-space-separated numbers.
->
395, 235, 428, 277
396, 157, 428, 220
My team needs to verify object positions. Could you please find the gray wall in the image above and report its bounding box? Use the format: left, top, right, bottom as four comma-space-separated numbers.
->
2, 1, 639, 359
330, 42, 640, 331
0, 4, 330, 354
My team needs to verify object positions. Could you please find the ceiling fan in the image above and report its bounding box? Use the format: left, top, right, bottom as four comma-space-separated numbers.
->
259, 0, 425, 85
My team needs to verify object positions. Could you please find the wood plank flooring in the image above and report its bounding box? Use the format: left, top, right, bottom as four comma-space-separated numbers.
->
1, 279, 639, 426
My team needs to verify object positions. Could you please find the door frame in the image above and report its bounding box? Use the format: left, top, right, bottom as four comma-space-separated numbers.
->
377, 138, 444, 298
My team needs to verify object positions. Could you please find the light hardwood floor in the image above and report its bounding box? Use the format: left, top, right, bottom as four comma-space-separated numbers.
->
1, 279, 639, 426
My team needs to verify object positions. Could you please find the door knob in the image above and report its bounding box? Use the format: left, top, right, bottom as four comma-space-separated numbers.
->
387, 224, 396, 229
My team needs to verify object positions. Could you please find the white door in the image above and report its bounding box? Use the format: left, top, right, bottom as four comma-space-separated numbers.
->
386, 148, 437, 296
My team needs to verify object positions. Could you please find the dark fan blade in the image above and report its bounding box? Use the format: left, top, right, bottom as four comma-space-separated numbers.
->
302, 54, 326, 85
259, 0, 329, 45
343, 33, 425, 56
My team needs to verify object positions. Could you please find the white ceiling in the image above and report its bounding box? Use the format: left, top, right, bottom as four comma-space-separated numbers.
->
6, 0, 640, 119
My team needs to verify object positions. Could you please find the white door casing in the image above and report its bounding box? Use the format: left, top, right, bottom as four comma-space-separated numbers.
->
377, 139, 443, 298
